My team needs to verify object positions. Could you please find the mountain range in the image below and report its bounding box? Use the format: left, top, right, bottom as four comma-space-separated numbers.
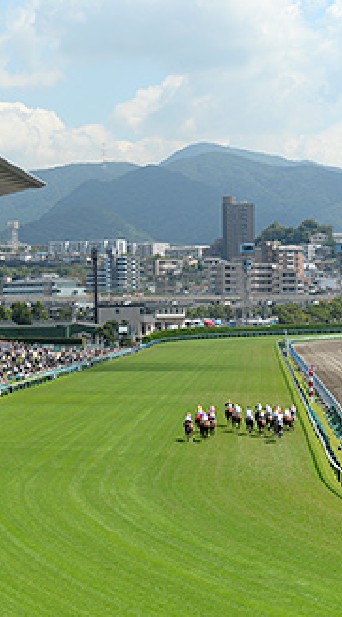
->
1, 143, 342, 245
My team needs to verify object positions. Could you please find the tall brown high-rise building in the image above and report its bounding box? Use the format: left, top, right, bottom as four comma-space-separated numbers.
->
222, 196, 255, 260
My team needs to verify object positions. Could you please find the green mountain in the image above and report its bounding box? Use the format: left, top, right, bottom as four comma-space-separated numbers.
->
13, 144, 342, 244
0, 161, 137, 237
164, 151, 342, 232
20, 166, 220, 244
162, 142, 304, 167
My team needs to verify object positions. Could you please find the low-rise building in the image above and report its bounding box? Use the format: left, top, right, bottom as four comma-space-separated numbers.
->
2, 274, 87, 297
208, 258, 303, 295
98, 302, 186, 339
165, 245, 209, 259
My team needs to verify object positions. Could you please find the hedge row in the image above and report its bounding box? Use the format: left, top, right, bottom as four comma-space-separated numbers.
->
144, 322, 342, 342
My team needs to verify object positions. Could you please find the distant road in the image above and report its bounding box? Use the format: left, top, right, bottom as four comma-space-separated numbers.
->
0, 291, 339, 306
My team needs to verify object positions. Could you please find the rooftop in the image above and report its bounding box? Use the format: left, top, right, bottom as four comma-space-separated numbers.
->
0, 156, 45, 197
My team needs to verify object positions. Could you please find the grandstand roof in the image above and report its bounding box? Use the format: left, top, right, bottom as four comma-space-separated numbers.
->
0, 156, 45, 197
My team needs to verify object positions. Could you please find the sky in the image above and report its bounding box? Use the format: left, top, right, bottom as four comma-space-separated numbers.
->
0, 0, 342, 170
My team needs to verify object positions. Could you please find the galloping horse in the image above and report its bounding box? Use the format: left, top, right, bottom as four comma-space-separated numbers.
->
265, 410, 274, 431
184, 419, 194, 442
225, 402, 233, 424
209, 416, 216, 436
256, 413, 266, 434
195, 413, 202, 429
232, 408, 242, 430
283, 411, 294, 430
200, 416, 210, 438
274, 416, 284, 438
245, 415, 254, 433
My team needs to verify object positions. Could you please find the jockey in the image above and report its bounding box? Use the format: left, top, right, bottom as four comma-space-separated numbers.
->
265, 404, 272, 415
284, 408, 291, 418
202, 411, 209, 422
209, 405, 216, 418
290, 404, 297, 418
256, 402, 262, 412
277, 408, 284, 424
185, 413, 192, 422
246, 407, 254, 419
233, 404, 241, 416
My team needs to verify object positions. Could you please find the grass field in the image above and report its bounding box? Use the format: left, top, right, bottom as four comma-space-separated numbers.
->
0, 337, 342, 616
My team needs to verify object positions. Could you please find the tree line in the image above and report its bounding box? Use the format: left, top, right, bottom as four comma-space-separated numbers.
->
255, 219, 334, 247
0, 301, 51, 325
271, 297, 342, 324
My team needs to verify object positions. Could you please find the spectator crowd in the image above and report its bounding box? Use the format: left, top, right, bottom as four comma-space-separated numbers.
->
0, 341, 118, 385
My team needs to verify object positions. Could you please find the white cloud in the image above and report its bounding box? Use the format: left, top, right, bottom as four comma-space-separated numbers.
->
0, 102, 105, 168
113, 75, 186, 131
1, 1, 342, 169
0, 101, 185, 168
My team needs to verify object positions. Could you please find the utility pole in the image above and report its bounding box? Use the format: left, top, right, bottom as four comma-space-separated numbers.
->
91, 246, 99, 325
240, 242, 254, 324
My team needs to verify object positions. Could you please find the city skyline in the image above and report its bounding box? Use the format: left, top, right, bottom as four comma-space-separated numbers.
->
0, 1, 342, 170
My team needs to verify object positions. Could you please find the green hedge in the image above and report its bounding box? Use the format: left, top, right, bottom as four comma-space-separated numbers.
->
144, 322, 342, 342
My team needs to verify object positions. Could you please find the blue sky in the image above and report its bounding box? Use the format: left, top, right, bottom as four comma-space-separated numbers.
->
0, 0, 342, 170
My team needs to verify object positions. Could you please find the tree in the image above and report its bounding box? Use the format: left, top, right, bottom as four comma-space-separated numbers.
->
31, 301, 49, 321
0, 305, 11, 321
11, 302, 33, 325
56, 305, 72, 321
256, 219, 333, 246
98, 320, 119, 345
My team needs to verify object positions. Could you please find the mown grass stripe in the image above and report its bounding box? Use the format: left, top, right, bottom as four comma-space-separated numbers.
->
0, 338, 341, 615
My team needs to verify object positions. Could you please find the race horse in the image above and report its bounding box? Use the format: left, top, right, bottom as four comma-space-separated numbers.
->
274, 417, 284, 438
184, 419, 194, 442
225, 403, 233, 425
232, 409, 242, 430
283, 412, 294, 430
200, 417, 210, 438
245, 416, 254, 433
195, 413, 202, 429
209, 416, 216, 436
266, 410, 274, 431
256, 414, 266, 435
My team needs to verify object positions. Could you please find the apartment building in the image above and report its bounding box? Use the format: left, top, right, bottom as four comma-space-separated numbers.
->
86, 252, 140, 294
222, 196, 255, 260
257, 241, 304, 277
208, 258, 303, 295
2, 274, 86, 297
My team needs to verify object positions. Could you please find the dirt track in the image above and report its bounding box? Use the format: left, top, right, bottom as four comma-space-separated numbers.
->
293, 339, 342, 405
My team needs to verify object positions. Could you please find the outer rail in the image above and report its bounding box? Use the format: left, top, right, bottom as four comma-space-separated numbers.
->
282, 343, 342, 483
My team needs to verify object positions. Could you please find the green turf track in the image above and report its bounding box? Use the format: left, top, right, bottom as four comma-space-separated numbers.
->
1, 338, 342, 616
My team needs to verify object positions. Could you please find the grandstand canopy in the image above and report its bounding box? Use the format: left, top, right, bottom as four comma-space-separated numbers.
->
0, 156, 45, 197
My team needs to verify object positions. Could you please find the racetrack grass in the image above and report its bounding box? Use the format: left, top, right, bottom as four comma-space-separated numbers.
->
0, 338, 342, 615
